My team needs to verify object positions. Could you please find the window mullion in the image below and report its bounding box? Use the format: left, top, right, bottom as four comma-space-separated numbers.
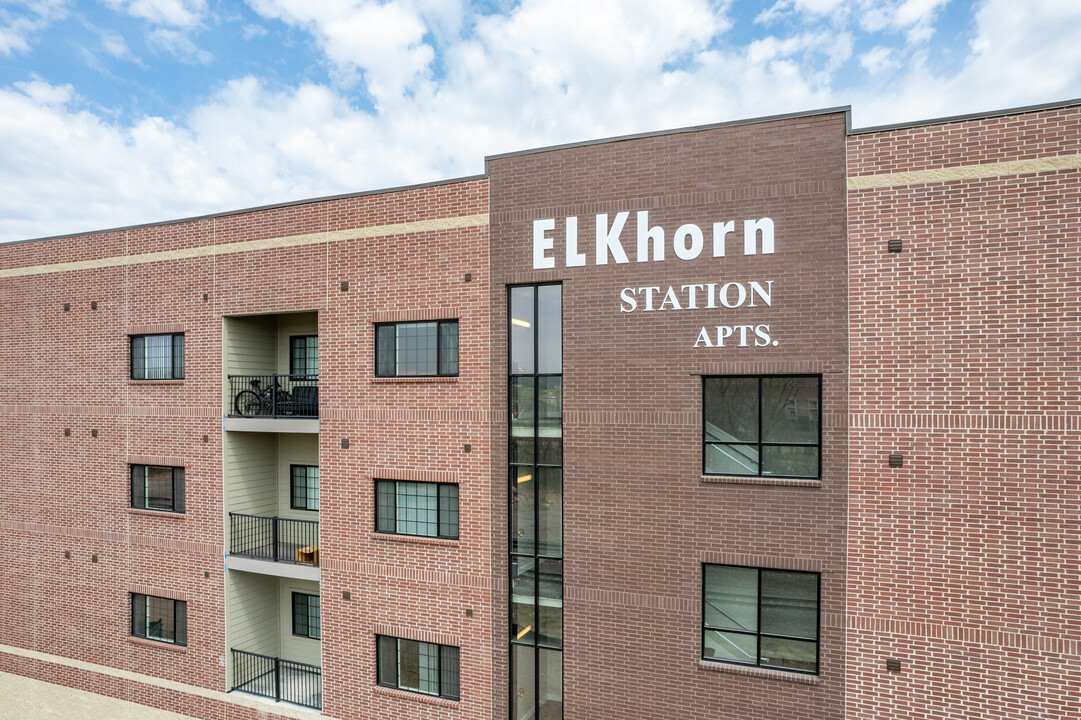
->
435, 321, 442, 375
756, 568, 763, 667
435, 644, 442, 698
757, 377, 764, 477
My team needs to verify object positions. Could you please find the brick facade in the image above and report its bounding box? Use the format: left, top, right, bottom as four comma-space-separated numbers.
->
846, 106, 1081, 720
0, 101, 1077, 720
488, 110, 848, 720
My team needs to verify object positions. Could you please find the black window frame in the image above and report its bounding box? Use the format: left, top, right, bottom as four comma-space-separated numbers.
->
376, 635, 460, 700
374, 319, 459, 378
130, 332, 185, 380
701, 564, 820, 675
702, 374, 822, 479
131, 593, 187, 646
130, 464, 185, 513
290, 464, 320, 511
507, 283, 565, 720
289, 335, 319, 378
291, 592, 321, 640
374, 480, 459, 539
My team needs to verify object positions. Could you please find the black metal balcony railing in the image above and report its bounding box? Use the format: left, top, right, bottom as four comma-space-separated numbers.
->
229, 513, 319, 566
231, 648, 322, 710
228, 374, 318, 418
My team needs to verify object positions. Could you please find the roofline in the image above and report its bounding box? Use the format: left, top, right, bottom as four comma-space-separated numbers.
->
9, 96, 1081, 246
484, 105, 853, 166
849, 96, 1081, 135
5, 173, 489, 247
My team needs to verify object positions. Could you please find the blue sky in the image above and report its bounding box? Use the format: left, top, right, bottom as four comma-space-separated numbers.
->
1, 0, 1080, 243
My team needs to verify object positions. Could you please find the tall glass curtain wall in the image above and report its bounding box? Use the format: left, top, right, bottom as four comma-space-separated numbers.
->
509, 285, 563, 720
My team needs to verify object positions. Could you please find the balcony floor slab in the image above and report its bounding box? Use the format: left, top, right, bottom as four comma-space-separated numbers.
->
223, 417, 318, 433
226, 555, 320, 581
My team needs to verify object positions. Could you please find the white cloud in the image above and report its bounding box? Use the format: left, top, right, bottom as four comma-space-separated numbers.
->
851, 0, 1081, 126
757, 0, 846, 23
100, 30, 130, 58
860, 45, 897, 74
101, 0, 207, 28
758, 0, 950, 44
859, 0, 950, 43
241, 23, 267, 40
148, 27, 212, 62
247, 0, 435, 101
0, 0, 69, 55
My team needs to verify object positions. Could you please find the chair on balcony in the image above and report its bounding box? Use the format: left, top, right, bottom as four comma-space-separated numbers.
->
282, 385, 318, 417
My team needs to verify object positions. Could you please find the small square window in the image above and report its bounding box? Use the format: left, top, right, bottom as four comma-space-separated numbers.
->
292, 592, 320, 640
130, 464, 185, 513
131, 593, 187, 645
130, 333, 184, 380
375, 320, 458, 377
377, 635, 459, 700
375, 480, 458, 539
702, 564, 819, 674
290, 465, 319, 511
703, 375, 821, 478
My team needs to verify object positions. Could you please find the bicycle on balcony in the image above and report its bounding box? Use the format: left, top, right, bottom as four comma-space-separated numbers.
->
233, 378, 292, 417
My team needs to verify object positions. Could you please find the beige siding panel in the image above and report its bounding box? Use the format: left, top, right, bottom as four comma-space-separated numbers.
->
225, 432, 277, 518
223, 315, 276, 414
276, 312, 318, 376
277, 433, 319, 521
279, 578, 322, 667
226, 572, 280, 672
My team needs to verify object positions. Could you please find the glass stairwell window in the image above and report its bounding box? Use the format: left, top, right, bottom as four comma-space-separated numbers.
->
509, 284, 563, 720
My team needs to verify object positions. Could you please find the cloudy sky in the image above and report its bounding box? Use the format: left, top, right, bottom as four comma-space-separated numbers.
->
1, 0, 1080, 243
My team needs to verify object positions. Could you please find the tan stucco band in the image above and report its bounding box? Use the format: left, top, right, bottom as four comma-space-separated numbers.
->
847, 152, 1081, 189
0, 213, 490, 279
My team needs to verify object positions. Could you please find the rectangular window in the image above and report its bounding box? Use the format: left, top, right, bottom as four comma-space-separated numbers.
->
375, 320, 458, 377
130, 333, 184, 380
375, 480, 458, 539
131, 593, 187, 645
703, 375, 821, 478
290, 465, 320, 511
292, 592, 321, 640
702, 564, 819, 674
130, 464, 185, 513
290, 335, 319, 377
509, 284, 563, 720
377, 635, 459, 700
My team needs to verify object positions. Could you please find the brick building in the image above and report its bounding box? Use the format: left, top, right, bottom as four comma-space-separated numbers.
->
0, 99, 1077, 720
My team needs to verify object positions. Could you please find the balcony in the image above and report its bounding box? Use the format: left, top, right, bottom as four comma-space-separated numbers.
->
230, 512, 318, 564
223, 312, 318, 432
228, 374, 318, 416
230, 649, 322, 710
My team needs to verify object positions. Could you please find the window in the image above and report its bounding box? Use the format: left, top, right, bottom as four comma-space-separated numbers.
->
290, 335, 318, 377
509, 284, 563, 720
130, 333, 184, 380
702, 565, 819, 674
375, 320, 458, 377
290, 465, 319, 511
130, 464, 185, 513
703, 375, 820, 478
292, 592, 321, 639
131, 593, 187, 645
375, 481, 458, 539
377, 635, 459, 700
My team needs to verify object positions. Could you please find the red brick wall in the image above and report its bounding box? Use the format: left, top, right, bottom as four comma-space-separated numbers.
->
488, 112, 849, 720
0, 177, 493, 720
846, 106, 1081, 720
